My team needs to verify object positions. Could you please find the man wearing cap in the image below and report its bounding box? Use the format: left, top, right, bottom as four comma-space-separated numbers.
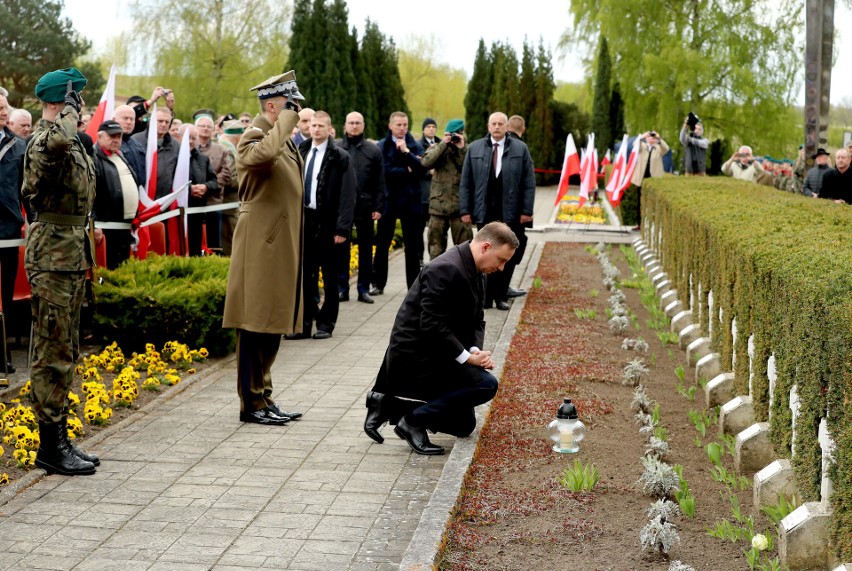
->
0, 92, 26, 374
219, 120, 243, 256
194, 111, 231, 251
338, 111, 386, 304
23, 68, 100, 475
421, 118, 472, 259
223, 70, 306, 426
92, 119, 139, 269
803, 148, 832, 198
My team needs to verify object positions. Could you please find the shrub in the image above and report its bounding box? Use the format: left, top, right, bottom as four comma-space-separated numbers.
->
92, 255, 235, 356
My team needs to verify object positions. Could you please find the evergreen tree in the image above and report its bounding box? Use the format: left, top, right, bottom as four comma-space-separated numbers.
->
319, 0, 356, 131
286, 0, 313, 96
351, 27, 378, 135
464, 39, 492, 140
610, 81, 626, 140
519, 39, 537, 121
499, 44, 521, 116
527, 41, 555, 184
487, 42, 507, 113
590, 35, 612, 154
360, 20, 409, 139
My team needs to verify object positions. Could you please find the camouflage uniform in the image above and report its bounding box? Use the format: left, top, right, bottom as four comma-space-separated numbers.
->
421, 141, 473, 259
22, 103, 95, 423
792, 154, 806, 194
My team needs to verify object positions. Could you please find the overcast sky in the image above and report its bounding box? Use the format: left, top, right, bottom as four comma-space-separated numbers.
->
64, 0, 852, 105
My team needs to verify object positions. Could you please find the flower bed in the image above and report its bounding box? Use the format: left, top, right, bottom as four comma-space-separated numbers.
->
1, 340, 209, 488
554, 194, 607, 225
438, 242, 779, 569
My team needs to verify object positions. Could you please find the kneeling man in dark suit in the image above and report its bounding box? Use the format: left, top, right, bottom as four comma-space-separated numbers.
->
364, 221, 518, 454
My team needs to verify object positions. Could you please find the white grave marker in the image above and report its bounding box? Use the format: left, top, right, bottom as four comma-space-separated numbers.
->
767, 354, 777, 418
708, 290, 714, 336
819, 418, 835, 507
731, 317, 738, 369
747, 335, 755, 396
789, 385, 800, 457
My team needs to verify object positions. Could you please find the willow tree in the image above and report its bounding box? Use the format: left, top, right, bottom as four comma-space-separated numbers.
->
566, 0, 802, 157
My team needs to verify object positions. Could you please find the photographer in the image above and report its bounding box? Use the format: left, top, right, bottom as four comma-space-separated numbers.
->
722, 145, 766, 183
421, 119, 472, 259
623, 130, 669, 229
679, 113, 708, 176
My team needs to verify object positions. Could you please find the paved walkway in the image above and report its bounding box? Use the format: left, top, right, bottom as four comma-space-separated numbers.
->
0, 187, 636, 570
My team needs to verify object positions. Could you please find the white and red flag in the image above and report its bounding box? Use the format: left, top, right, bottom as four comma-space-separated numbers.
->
611, 139, 639, 206
166, 127, 192, 254
84, 64, 116, 140
554, 133, 581, 205
577, 134, 597, 209
599, 149, 611, 174
606, 135, 629, 203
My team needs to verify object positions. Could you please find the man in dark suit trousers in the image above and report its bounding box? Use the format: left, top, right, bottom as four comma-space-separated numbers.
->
363, 222, 518, 455
460, 112, 535, 311
289, 110, 356, 340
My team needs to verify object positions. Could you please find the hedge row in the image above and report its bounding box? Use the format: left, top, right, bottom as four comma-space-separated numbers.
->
641, 177, 852, 559
91, 255, 235, 357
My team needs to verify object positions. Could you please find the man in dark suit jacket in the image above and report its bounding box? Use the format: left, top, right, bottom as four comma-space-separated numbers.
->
290, 110, 356, 339
177, 124, 219, 257
363, 222, 518, 455
460, 112, 535, 311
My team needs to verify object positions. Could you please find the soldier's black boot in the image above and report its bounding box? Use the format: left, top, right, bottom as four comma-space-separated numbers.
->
59, 417, 100, 466
35, 421, 96, 476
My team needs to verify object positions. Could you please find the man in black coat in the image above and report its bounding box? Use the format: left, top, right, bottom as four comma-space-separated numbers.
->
460, 112, 535, 311
290, 111, 356, 339
177, 124, 219, 257
92, 120, 141, 269
128, 106, 180, 199
363, 222, 518, 455
337, 111, 386, 303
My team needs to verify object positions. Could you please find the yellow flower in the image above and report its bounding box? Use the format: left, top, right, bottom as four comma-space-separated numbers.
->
199, 348, 209, 358
0, 473, 8, 485
187, 368, 196, 375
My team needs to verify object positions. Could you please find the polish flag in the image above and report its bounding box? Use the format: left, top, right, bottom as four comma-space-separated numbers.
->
611, 141, 639, 206
578, 134, 597, 209
133, 184, 190, 227
599, 149, 611, 176
606, 135, 629, 202
167, 128, 192, 255
554, 134, 581, 205
84, 64, 116, 140
133, 104, 160, 256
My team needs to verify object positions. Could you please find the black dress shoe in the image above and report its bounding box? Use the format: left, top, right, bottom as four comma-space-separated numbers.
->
339, 291, 349, 302
506, 287, 527, 298
4, 362, 14, 374
284, 332, 309, 340
364, 391, 387, 444
240, 407, 290, 425
394, 417, 444, 455
357, 293, 375, 304
495, 300, 510, 310
268, 404, 302, 420
368, 285, 383, 296
312, 330, 332, 340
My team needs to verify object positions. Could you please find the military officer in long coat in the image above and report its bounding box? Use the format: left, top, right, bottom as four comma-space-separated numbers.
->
222, 71, 306, 426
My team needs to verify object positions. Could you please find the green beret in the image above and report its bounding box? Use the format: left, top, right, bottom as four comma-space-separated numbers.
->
35, 67, 88, 103
445, 119, 464, 134
223, 120, 245, 135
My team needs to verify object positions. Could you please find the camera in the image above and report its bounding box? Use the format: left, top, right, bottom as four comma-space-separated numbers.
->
450, 134, 461, 143
649, 131, 658, 138
163, 89, 172, 96
686, 111, 700, 129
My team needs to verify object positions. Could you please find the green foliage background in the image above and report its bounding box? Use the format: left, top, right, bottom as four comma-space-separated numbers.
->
641, 177, 852, 558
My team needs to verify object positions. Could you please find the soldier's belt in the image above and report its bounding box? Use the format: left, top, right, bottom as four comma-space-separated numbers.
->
34, 213, 87, 226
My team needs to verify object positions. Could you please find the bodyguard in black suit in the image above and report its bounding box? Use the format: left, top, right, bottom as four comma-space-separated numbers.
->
292, 111, 356, 339
364, 222, 519, 454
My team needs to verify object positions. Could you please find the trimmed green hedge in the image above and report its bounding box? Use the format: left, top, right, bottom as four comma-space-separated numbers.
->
642, 177, 852, 559
91, 255, 235, 357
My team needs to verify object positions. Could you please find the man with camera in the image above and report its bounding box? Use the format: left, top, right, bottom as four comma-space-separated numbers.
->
722, 145, 767, 183
623, 130, 669, 228
680, 113, 707, 176
421, 119, 472, 259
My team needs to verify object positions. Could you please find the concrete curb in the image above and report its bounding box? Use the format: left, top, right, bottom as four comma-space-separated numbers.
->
398, 241, 543, 570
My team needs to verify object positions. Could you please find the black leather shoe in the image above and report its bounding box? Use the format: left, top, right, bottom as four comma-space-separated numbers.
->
312, 330, 332, 340
368, 285, 383, 296
339, 291, 349, 302
394, 417, 444, 455
239, 407, 290, 425
357, 293, 375, 304
364, 391, 387, 444
268, 404, 302, 420
284, 332, 309, 340
506, 287, 527, 298
5, 362, 15, 374
495, 300, 510, 310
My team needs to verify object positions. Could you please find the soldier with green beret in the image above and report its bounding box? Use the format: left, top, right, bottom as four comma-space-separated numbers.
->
421, 118, 473, 259
23, 67, 99, 476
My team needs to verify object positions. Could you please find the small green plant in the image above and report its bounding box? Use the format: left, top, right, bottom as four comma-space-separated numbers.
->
532, 276, 542, 288
657, 331, 679, 345
557, 459, 600, 492
760, 495, 798, 526
574, 308, 597, 319
673, 466, 697, 518
707, 519, 751, 542
653, 425, 668, 442
720, 433, 737, 456
590, 288, 599, 298
584, 244, 600, 255
693, 437, 702, 447
706, 442, 724, 465
675, 365, 685, 382
678, 384, 697, 401
688, 409, 710, 438
710, 465, 751, 491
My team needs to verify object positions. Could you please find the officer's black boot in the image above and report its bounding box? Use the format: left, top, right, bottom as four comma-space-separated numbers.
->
35, 421, 96, 476
59, 417, 100, 466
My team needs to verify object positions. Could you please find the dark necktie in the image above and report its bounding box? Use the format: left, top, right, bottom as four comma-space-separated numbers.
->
304, 148, 317, 207
491, 142, 499, 175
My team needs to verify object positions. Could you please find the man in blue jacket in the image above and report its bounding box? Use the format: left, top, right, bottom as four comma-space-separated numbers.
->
460, 112, 535, 310
371, 112, 424, 293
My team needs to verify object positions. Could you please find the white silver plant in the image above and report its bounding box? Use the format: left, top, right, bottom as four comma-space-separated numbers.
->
639, 456, 680, 499
609, 315, 629, 335
646, 499, 680, 521
668, 561, 696, 571
640, 515, 680, 555
645, 436, 670, 460
622, 358, 649, 386
630, 385, 652, 414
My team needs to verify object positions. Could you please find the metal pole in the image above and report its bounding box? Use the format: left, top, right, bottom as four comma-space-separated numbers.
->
805, 0, 834, 168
